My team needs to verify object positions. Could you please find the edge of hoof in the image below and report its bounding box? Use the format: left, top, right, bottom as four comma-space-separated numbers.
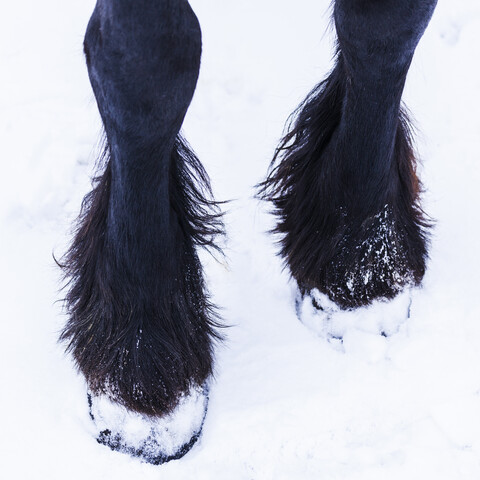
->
88, 383, 209, 465
296, 286, 413, 344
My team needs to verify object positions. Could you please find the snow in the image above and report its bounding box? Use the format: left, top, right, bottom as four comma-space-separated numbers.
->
297, 288, 413, 349
1, 0, 480, 478
89, 383, 208, 460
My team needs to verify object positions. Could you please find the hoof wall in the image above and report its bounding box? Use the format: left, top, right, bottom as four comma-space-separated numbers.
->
88, 384, 209, 465
296, 287, 412, 346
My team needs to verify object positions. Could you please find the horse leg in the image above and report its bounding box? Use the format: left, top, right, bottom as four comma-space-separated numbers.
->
60, 0, 223, 464
260, 0, 437, 310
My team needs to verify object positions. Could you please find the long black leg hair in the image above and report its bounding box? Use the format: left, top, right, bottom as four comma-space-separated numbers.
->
259, 0, 437, 309
59, 0, 224, 417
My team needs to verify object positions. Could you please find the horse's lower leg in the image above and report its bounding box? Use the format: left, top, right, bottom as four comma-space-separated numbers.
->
60, 0, 223, 463
260, 0, 437, 309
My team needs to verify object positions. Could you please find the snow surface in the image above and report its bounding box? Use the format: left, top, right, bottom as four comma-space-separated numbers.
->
1, 0, 480, 478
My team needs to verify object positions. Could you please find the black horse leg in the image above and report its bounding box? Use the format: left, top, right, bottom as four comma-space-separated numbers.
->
60, 0, 223, 464
261, 0, 437, 309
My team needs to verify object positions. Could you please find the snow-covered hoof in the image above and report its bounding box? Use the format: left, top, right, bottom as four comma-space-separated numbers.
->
88, 384, 209, 465
296, 287, 412, 348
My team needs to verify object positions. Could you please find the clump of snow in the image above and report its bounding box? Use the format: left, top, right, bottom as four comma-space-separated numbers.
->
297, 288, 411, 354
89, 384, 208, 460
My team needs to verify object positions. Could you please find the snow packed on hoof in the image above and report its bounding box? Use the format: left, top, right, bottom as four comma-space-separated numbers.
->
296, 287, 412, 351
88, 384, 209, 465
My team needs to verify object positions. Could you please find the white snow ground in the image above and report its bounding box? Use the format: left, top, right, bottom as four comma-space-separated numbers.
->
1, 1, 480, 478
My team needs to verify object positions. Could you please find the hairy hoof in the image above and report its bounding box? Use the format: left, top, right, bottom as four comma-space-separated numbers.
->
313, 206, 426, 310
296, 287, 412, 351
88, 384, 209, 465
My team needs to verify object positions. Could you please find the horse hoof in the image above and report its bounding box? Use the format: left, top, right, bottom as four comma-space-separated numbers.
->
88, 384, 209, 465
296, 287, 412, 346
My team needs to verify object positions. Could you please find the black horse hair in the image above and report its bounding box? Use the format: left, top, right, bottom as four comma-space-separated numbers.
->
259, 48, 432, 309
59, 132, 224, 417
